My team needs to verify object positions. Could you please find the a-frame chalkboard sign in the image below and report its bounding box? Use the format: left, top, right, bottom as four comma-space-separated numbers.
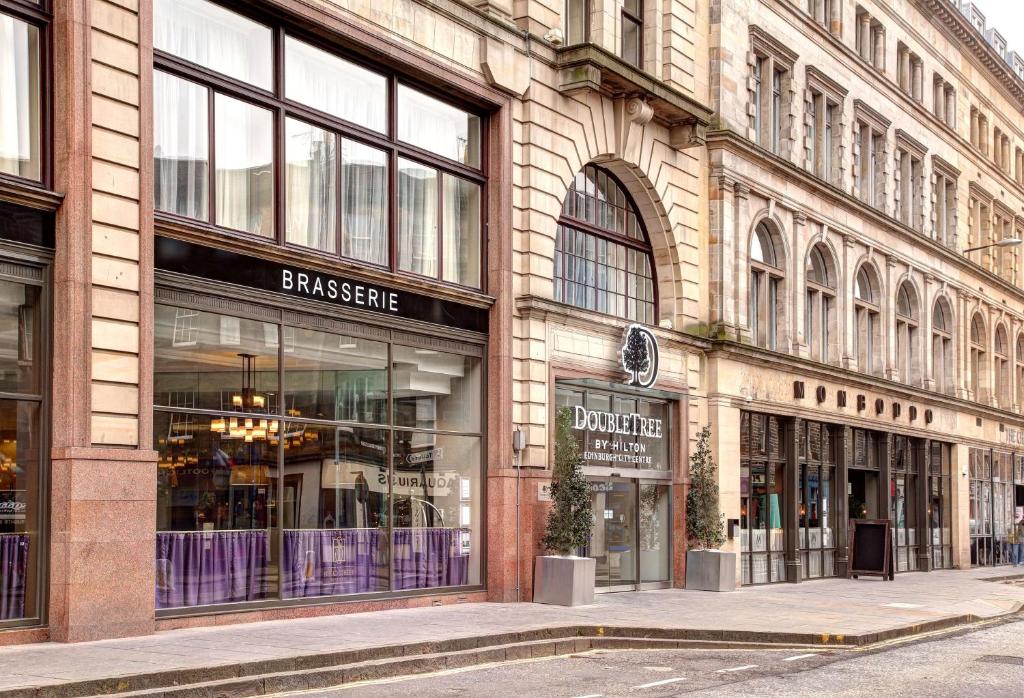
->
848, 519, 894, 580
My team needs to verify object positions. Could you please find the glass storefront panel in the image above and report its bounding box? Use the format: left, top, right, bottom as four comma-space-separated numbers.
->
740, 412, 785, 585
155, 304, 484, 611
0, 13, 41, 181
0, 400, 41, 621
639, 483, 670, 583
929, 442, 953, 569
799, 421, 836, 580
589, 479, 638, 589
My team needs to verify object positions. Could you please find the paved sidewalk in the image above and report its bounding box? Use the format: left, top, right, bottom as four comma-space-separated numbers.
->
0, 568, 1021, 693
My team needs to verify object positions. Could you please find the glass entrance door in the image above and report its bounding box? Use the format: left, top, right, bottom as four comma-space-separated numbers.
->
587, 478, 671, 591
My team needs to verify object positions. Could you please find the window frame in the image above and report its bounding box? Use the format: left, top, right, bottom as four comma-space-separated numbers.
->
805, 68, 846, 186
853, 265, 880, 376
621, 0, 644, 69
152, 0, 489, 292
554, 164, 658, 324
749, 222, 783, 351
894, 282, 918, 386
969, 313, 987, 402
931, 298, 953, 396
0, 0, 52, 191
805, 243, 835, 364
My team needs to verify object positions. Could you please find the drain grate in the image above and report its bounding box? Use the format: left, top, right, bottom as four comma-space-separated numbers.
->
977, 655, 1024, 666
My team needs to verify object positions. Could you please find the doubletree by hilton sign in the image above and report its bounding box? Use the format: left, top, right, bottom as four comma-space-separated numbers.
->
155, 236, 487, 333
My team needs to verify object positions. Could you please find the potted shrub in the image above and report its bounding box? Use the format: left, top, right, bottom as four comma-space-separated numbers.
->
534, 407, 595, 606
685, 425, 735, 591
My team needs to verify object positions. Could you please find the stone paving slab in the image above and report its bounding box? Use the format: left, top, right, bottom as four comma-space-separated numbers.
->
0, 568, 1020, 692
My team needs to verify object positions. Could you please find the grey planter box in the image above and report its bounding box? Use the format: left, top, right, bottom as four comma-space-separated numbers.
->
533, 555, 596, 606
685, 549, 736, 592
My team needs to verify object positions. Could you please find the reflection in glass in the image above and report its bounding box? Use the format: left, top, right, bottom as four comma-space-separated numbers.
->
215, 95, 274, 236
154, 72, 209, 220
155, 411, 278, 608
154, 305, 279, 414
0, 281, 39, 395
397, 85, 481, 167
0, 14, 40, 180
342, 140, 388, 265
392, 347, 480, 433
285, 118, 336, 252
392, 432, 481, 588
284, 328, 387, 425
589, 479, 637, 588
284, 37, 387, 133
639, 484, 670, 583
0, 401, 40, 620
154, 0, 272, 89
398, 159, 438, 277
442, 176, 481, 288
283, 425, 389, 597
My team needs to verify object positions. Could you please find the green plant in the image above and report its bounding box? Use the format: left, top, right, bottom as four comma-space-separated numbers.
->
542, 407, 593, 555
686, 425, 725, 549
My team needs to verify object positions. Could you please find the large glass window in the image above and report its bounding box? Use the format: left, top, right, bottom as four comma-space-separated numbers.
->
798, 420, 836, 579
895, 282, 919, 385
970, 313, 987, 402
749, 222, 782, 351
153, 0, 486, 289
805, 244, 834, 363
0, 10, 41, 181
0, 279, 43, 625
891, 436, 918, 572
932, 298, 953, 395
929, 442, 952, 569
621, 0, 643, 68
554, 165, 655, 324
155, 305, 483, 611
854, 265, 881, 375
740, 412, 786, 585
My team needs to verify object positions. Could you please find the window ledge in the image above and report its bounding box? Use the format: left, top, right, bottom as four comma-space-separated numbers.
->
554, 43, 712, 146
0, 177, 63, 213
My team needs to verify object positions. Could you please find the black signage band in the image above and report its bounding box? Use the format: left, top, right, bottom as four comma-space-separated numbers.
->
155, 236, 489, 334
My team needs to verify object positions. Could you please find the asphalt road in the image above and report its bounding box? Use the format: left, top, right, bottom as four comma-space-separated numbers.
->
279, 617, 1024, 697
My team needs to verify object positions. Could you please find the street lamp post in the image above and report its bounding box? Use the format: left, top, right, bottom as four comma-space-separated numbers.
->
963, 238, 1023, 254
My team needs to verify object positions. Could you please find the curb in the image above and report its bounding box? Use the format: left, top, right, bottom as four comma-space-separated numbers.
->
0, 613, 1000, 698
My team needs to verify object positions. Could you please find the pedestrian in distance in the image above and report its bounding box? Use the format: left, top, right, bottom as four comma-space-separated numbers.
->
1011, 512, 1024, 567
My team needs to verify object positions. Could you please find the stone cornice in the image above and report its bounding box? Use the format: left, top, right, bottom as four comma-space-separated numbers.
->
915, 0, 1024, 111
706, 128, 1024, 309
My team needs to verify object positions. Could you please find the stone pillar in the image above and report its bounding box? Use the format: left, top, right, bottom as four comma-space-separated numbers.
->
884, 256, 898, 381
916, 439, 932, 572
1003, 137, 1011, 173
970, 109, 979, 146
872, 27, 885, 69
49, 0, 157, 642
792, 212, 808, 357
734, 183, 752, 343
784, 417, 802, 583
878, 433, 893, 531
859, 13, 872, 60
899, 49, 911, 92
912, 59, 923, 102
710, 399, 743, 588
922, 274, 935, 390
830, 0, 842, 35
934, 81, 946, 123
945, 87, 956, 127
710, 174, 739, 339
813, 0, 825, 24
950, 442, 971, 568
835, 425, 851, 577
980, 116, 989, 155
842, 234, 857, 370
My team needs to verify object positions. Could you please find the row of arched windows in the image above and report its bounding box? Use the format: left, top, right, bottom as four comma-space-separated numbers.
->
749, 219, 1024, 409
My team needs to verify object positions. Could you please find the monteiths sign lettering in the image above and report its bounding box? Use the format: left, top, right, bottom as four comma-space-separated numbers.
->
154, 236, 487, 333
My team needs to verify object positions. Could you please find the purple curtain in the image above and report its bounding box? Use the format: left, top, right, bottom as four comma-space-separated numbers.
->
282, 529, 388, 598
155, 530, 269, 609
392, 528, 469, 590
0, 534, 28, 620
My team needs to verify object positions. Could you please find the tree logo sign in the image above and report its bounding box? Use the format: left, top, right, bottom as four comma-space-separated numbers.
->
620, 324, 659, 388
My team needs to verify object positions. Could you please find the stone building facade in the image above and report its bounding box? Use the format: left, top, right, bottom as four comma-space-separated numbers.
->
708, 0, 1024, 584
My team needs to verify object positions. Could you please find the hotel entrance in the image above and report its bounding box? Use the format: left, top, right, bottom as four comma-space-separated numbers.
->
555, 381, 674, 592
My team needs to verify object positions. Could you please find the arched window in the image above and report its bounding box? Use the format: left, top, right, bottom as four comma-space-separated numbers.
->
854, 265, 881, 375
1016, 334, 1024, 409
895, 282, 919, 385
749, 222, 783, 350
554, 165, 655, 323
931, 298, 953, 395
994, 325, 1010, 408
805, 244, 835, 363
970, 313, 987, 402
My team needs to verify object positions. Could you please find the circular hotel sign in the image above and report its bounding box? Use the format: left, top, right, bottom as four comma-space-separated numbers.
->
620, 324, 659, 388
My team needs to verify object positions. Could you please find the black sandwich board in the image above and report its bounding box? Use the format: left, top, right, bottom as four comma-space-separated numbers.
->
848, 518, 894, 580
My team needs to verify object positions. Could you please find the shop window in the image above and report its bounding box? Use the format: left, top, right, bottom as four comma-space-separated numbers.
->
994, 325, 1010, 409
554, 164, 655, 324
621, 0, 643, 69
153, 0, 486, 290
749, 222, 783, 351
929, 442, 953, 569
853, 264, 881, 375
740, 412, 786, 585
969, 312, 988, 403
0, 8, 42, 182
805, 243, 835, 363
894, 281, 919, 386
154, 305, 484, 611
931, 297, 954, 395
890, 436, 918, 572
798, 421, 836, 579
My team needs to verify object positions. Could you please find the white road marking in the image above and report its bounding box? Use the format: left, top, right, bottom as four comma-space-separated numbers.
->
883, 602, 922, 609
783, 653, 820, 662
717, 664, 759, 673
634, 677, 687, 689
571, 694, 603, 698
642, 666, 674, 672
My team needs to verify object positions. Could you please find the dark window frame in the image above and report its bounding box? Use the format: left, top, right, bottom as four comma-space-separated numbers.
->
554, 164, 658, 324
621, 0, 643, 69
0, 0, 52, 191
152, 0, 489, 293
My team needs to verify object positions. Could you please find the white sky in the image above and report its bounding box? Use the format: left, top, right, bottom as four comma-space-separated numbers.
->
969, 1, 1024, 54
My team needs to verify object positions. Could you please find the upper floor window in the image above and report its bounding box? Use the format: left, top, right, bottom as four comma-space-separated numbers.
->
0, 5, 43, 183
554, 165, 655, 324
749, 222, 783, 351
896, 43, 923, 102
853, 265, 881, 375
994, 325, 1010, 409
969, 313, 987, 402
750, 30, 795, 157
152, 0, 486, 290
855, 8, 884, 70
621, 0, 643, 68
805, 244, 835, 363
895, 137, 924, 232
932, 297, 953, 395
564, 0, 589, 46
933, 76, 956, 128
805, 69, 845, 186
854, 109, 887, 210
807, 0, 839, 36
1016, 333, 1024, 409
932, 162, 957, 248
895, 282, 919, 385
